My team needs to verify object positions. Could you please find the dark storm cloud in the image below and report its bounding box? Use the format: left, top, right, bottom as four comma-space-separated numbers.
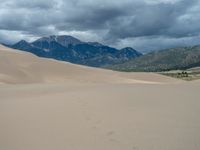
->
106, 0, 198, 39
55, 6, 126, 31
0, 0, 200, 51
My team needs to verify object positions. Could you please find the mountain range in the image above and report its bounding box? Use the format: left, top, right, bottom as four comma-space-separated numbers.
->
9, 35, 142, 67
6, 35, 200, 72
107, 45, 200, 72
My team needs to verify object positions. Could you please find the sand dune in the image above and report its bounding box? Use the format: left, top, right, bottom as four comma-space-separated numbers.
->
0, 44, 200, 150
0, 44, 179, 85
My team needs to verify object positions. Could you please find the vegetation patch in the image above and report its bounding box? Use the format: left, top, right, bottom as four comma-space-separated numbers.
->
160, 68, 200, 81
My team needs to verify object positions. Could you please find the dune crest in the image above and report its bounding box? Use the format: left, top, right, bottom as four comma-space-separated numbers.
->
0, 44, 179, 85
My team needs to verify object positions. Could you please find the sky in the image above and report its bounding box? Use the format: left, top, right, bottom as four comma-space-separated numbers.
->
0, 0, 200, 52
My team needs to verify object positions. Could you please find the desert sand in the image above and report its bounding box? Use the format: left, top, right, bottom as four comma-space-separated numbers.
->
0, 44, 200, 150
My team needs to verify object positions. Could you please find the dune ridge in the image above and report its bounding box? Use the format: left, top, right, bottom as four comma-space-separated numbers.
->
0, 44, 179, 85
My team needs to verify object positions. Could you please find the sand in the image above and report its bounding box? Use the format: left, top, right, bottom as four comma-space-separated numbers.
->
0, 44, 200, 150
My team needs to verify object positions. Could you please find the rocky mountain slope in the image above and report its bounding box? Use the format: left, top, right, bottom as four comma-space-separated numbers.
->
10, 35, 142, 67
108, 45, 200, 72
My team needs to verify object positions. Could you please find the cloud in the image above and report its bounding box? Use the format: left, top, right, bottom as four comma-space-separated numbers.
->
114, 34, 200, 53
0, 30, 38, 44
106, 0, 198, 39
0, 0, 200, 51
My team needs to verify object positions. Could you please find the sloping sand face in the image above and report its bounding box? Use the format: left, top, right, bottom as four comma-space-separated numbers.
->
0, 45, 200, 150
0, 45, 179, 85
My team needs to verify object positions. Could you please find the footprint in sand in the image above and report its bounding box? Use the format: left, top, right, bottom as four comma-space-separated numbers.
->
106, 131, 115, 136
